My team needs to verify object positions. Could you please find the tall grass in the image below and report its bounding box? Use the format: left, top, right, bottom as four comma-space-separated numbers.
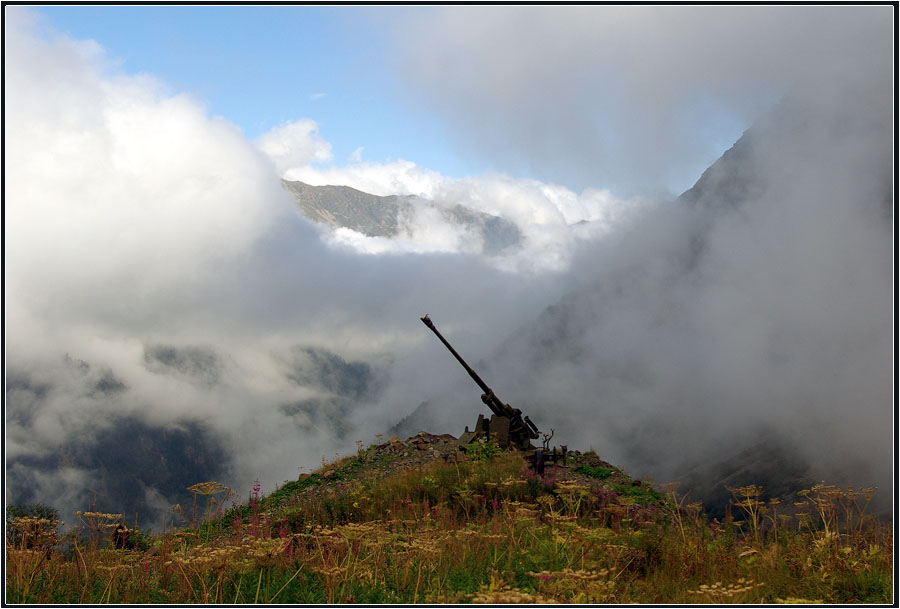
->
5, 450, 893, 603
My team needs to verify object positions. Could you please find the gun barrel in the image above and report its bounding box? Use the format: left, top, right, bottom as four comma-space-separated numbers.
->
419, 315, 540, 444
420, 315, 504, 415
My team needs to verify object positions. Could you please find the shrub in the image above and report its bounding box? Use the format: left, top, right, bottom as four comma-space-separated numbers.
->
465, 439, 502, 462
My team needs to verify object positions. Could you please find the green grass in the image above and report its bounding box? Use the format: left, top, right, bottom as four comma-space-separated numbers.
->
6, 450, 893, 604
612, 481, 667, 505
574, 463, 615, 479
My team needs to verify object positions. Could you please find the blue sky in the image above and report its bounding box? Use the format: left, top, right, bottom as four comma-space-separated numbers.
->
33, 6, 471, 177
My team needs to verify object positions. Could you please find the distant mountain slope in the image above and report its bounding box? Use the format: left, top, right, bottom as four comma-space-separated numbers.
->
281, 180, 410, 238
281, 179, 522, 253
678, 94, 892, 215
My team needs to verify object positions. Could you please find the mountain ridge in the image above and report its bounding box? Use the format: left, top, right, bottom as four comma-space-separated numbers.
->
281, 178, 522, 254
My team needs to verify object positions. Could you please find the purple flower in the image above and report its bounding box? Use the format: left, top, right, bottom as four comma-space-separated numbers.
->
541, 574, 551, 582
492, 500, 500, 510
279, 526, 288, 538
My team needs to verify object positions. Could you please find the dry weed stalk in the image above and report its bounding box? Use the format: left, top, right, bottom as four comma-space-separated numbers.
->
728, 485, 765, 545
74, 511, 123, 549
686, 577, 764, 602
797, 483, 877, 542
8, 516, 60, 549
530, 567, 617, 602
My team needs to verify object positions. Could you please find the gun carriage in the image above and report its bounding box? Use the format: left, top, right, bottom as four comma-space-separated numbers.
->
420, 315, 567, 470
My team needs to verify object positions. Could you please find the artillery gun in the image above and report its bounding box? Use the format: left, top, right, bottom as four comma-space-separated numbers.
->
420, 314, 541, 451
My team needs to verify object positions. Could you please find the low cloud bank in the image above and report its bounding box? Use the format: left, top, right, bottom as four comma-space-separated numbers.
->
5, 6, 893, 528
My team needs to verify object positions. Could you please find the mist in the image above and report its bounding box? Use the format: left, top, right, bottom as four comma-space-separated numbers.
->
369, 5, 893, 513
5, 5, 894, 528
488, 87, 892, 498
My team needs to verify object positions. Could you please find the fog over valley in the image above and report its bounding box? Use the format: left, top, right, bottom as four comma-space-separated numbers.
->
4, 6, 894, 530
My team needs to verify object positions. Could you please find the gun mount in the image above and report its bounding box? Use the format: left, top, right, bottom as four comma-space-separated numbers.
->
420, 314, 540, 451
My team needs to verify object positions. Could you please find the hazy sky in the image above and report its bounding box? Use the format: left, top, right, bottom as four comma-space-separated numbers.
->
29, 4, 759, 196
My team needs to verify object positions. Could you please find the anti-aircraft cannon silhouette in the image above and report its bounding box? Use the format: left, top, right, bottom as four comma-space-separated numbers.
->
420, 314, 541, 451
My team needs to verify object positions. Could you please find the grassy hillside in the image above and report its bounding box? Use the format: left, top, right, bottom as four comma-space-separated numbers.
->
6, 434, 892, 603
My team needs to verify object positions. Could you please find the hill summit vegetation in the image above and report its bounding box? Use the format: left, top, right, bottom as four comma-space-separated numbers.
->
5, 433, 892, 604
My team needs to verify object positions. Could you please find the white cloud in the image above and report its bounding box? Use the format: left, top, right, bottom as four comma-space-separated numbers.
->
6, 14, 288, 309
255, 118, 333, 175
284, 157, 445, 198
262, 119, 646, 274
